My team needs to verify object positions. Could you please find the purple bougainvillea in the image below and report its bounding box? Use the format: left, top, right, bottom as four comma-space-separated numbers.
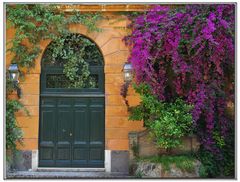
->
124, 4, 234, 161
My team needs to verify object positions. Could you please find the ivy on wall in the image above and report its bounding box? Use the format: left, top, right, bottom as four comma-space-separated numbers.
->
6, 100, 29, 151
7, 4, 102, 70
6, 4, 102, 151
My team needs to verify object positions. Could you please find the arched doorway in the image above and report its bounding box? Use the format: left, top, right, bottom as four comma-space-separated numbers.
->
39, 34, 105, 168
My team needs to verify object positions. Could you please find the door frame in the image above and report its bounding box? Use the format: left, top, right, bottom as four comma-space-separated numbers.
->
37, 34, 106, 169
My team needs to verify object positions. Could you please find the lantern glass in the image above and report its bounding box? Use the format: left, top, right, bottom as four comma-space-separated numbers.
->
8, 64, 19, 82
123, 63, 132, 82
11, 73, 17, 80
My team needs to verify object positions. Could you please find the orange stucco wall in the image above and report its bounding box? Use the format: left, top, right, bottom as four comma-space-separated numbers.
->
6, 6, 146, 151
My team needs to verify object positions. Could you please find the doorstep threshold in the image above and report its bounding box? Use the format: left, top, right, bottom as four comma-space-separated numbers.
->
36, 167, 105, 172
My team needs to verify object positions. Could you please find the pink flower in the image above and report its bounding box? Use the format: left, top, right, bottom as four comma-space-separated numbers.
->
220, 19, 229, 29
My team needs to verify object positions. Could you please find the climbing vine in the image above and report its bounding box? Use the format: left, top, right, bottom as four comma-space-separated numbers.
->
6, 4, 102, 151
6, 100, 29, 151
7, 4, 102, 72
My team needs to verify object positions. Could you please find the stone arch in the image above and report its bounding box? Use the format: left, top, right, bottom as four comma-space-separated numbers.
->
68, 24, 107, 57
40, 33, 104, 68
68, 23, 127, 57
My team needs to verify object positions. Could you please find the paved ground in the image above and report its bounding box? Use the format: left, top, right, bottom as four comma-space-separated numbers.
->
6, 171, 134, 179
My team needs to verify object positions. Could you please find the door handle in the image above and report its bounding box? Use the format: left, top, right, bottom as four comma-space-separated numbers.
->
69, 133, 73, 136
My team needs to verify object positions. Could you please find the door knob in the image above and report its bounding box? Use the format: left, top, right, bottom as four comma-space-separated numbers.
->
69, 133, 73, 136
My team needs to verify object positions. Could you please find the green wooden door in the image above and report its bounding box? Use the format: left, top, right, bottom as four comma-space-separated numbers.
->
39, 97, 104, 167
39, 34, 104, 168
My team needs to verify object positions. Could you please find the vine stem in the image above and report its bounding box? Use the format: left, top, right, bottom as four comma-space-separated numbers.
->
120, 81, 131, 110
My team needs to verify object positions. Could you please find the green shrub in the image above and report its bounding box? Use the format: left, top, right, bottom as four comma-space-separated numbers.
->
129, 83, 194, 150
137, 154, 196, 172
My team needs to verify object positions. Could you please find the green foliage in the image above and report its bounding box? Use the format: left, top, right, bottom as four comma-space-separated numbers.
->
129, 83, 194, 150
199, 164, 208, 178
197, 148, 220, 177
6, 4, 102, 153
222, 123, 235, 177
68, 10, 102, 32
213, 131, 225, 149
6, 76, 15, 95
6, 5, 102, 88
197, 122, 235, 178
60, 35, 100, 88
137, 154, 196, 172
6, 4, 102, 71
6, 100, 29, 151
43, 33, 103, 88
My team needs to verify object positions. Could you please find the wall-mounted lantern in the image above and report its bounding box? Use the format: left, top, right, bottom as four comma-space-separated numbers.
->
123, 63, 133, 82
8, 63, 20, 83
8, 63, 21, 98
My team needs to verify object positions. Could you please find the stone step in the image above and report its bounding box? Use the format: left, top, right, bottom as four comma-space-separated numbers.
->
6, 171, 133, 179
36, 167, 105, 172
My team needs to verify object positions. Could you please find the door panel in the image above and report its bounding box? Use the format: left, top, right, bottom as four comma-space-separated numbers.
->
39, 99, 56, 166
90, 108, 104, 143
89, 98, 104, 166
72, 99, 89, 167
41, 110, 55, 142
56, 106, 72, 167
57, 109, 72, 142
